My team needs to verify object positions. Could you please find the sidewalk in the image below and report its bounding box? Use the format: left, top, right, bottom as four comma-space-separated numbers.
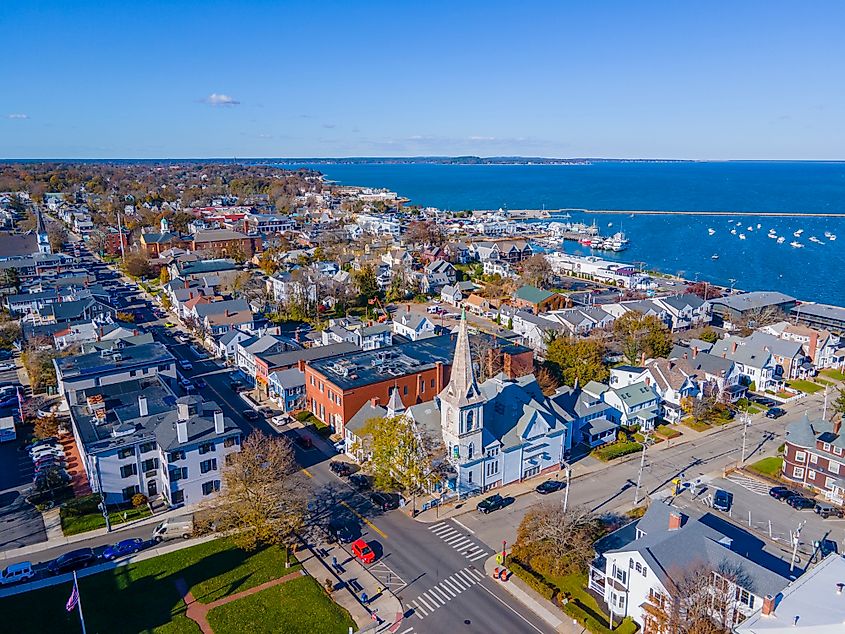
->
0, 504, 188, 563
412, 425, 708, 524
298, 537, 405, 633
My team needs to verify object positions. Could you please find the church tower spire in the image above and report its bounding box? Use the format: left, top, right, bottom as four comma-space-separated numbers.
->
443, 309, 483, 406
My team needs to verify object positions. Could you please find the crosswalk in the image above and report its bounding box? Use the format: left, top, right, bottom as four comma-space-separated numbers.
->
427, 521, 491, 562
408, 566, 486, 620
725, 473, 770, 495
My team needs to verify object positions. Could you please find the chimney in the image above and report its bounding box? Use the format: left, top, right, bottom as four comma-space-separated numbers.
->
138, 394, 148, 417
668, 511, 684, 531
99, 325, 104, 340
692, 346, 699, 359
834, 415, 842, 436
809, 331, 819, 362
214, 409, 224, 434
640, 351, 646, 366
682, 352, 688, 360
731, 341, 738, 354
761, 595, 775, 616
176, 419, 188, 444
370, 396, 379, 407
184, 279, 188, 289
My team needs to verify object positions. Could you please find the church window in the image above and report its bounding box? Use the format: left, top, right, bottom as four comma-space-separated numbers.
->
466, 410, 474, 431
468, 442, 474, 459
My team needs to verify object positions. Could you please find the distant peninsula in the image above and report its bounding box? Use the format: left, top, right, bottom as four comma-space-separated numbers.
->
261, 156, 694, 166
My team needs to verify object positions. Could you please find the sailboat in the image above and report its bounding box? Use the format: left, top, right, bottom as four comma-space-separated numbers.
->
777, 236, 786, 244
739, 233, 746, 240
708, 228, 716, 236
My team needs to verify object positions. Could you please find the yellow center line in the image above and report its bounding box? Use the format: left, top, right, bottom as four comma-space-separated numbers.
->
301, 467, 313, 478
340, 501, 388, 540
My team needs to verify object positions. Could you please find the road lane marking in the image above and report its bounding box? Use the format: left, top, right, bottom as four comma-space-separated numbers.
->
411, 600, 427, 617
443, 533, 465, 545
438, 581, 457, 598
401, 628, 414, 634
434, 527, 458, 538
469, 567, 486, 579
453, 518, 475, 534
429, 522, 447, 530
432, 586, 452, 602
461, 545, 480, 555
415, 595, 434, 612
442, 578, 462, 594
469, 551, 489, 562
339, 501, 388, 539
449, 573, 468, 590
457, 570, 477, 585
301, 468, 313, 478
478, 583, 545, 634
423, 590, 442, 607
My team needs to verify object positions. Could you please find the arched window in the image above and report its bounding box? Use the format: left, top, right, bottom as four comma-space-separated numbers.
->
466, 410, 474, 431
468, 442, 474, 460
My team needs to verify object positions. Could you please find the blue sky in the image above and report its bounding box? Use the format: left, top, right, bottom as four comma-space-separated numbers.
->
1, 1, 843, 159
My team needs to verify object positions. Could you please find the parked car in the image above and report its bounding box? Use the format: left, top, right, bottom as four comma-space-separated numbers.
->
787, 495, 816, 510
535, 480, 566, 495
270, 414, 288, 426
477, 494, 506, 514
333, 440, 346, 453
348, 474, 372, 491
164, 322, 177, 328
229, 380, 245, 392
193, 378, 207, 389
152, 518, 193, 542
370, 491, 400, 511
0, 363, 15, 372
350, 538, 376, 564
330, 461, 355, 477
47, 548, 96, 575
814, 503, 844, 519
178, 360, 193, 371
769, 486, 798, 502
27, 438, 60, 452
712, 489, 733, 512
102, 538, 145, 560
0, 561, 34, 585
765, 407, 786, 419
242, 409, 259, 422
327, 518, 357, 544
30, 446, 65, 461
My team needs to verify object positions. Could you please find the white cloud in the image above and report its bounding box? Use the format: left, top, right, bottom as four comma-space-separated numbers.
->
6, 113, 29, 120
203, 93, 240, 107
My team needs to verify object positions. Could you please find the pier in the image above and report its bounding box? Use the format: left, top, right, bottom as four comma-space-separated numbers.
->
557, 208, 844, 218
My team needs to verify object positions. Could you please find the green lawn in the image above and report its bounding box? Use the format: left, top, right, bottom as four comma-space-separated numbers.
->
682, 418, 711, 432
0, 538, 298, 633
207, 575, 355, 634
61, 504, 151, 536
821, 368, 845, 382
787, 379, 825, 394
748, 456, 783, 478
543, 572, 637, 634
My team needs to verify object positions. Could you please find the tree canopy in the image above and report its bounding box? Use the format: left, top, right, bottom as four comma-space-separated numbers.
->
545, 337, 609, 386
613, 311, 673, 364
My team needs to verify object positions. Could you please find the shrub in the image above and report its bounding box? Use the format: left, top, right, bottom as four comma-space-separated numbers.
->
507, 560, 557, 601
61, 494, 102, 517
131, 493, 148, 508
592, 441, 642, 461
294, 410, 313, 422
560, 599, 638, 634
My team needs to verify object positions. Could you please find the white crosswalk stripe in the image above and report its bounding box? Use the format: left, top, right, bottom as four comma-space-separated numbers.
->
726, 473, 770, 495
408, 567, 484, 620
428, 520, 491, 562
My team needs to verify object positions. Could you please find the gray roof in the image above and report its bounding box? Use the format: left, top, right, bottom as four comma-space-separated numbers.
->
745, 331, 804, 360
191, 229, 249, 242
785, 414, 845, 453
268, 367, 305, 390
551, 384, 613, 421
612, 381, 657, 407
658, 293, 705, 312
55, 341, 174, 379
606, 501, 790, 598
261, 341, 358, 371
711, 336, 773, 368
194, 298, 251, 319
346, 401, 387, 434
671, 345, 733, 377
792, 302, 845, 324
711, 291, 796, 313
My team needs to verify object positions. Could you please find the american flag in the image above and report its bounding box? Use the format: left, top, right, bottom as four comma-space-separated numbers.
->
66, 579, 79, 612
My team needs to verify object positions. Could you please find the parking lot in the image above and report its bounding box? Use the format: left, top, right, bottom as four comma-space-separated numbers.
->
670, 472, 843, 570
0, 439, 47, 550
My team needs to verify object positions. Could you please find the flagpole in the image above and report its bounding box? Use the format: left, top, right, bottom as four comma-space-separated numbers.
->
73, 570, 87, 634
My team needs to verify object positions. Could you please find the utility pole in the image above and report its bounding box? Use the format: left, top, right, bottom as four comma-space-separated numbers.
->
823, 386, 829, 420
116, 206, 126, 264
740, 413, 750, 465
790, 520, 806, 574
634, 433, 649, 506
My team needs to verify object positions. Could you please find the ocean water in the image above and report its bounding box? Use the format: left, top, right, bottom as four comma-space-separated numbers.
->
277, 161, 845, 305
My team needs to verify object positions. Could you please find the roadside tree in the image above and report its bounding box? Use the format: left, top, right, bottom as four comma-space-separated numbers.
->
201, 433, 305, 552
545, 337, 609, 386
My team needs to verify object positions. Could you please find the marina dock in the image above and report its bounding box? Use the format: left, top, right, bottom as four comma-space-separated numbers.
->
557, 208, 844, 218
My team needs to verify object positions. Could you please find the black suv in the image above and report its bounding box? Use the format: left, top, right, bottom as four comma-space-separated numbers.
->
787, 495, 816, 510
330, 461, 355, 477
48, 548, 97, 575
765, 407, 786, 419
476, 494, 506, 514
370, 491, 400, 511
535, 480, 565, 495
327, 519, 357, 544
348, 474, 372, 491
769, 486, 797, 502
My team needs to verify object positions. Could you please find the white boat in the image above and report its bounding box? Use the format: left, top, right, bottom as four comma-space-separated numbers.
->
777, 236, 786, 244
790, 241, 804, 248
830, 235, 837, 241
607, 222, 613, 227
730, 229, 737, 235
736, 221, 742, 226
809, 236, 823, 244
711, 254, 719, 260
794, 229, 804, 237
747, 226, 753, 231
708, 228, 716, 235
739, 233, 746, 240
767, 233, 778, 239
756, 223, 762, 229
824, 231, 832, 238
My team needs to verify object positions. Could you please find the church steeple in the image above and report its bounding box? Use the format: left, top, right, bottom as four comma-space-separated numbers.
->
442, 309, 483, 407
386, 385, 405, 417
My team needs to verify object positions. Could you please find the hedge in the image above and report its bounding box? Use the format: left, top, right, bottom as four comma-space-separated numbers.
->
507, 560, 557, 601
592, 441, 643, 461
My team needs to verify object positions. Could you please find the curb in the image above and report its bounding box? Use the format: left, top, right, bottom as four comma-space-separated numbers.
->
482, 555, 566, 632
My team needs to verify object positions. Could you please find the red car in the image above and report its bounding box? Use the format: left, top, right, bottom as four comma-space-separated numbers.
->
351, 538, 376, 564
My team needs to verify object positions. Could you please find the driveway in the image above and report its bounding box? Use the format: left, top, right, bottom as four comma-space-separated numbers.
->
0, 439, 47, 550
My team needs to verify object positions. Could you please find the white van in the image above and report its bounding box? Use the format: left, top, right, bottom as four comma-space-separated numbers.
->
152, 518, 193, 542
0, 561, 34, 585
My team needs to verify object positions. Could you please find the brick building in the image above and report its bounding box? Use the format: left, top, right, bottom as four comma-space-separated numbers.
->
140, 228, 262, 258
304, 333, 533, 435
782, 414, 845, 504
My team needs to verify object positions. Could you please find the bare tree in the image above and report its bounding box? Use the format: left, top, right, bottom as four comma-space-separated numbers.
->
200, 433, 305, 552
511, 503, 601, 576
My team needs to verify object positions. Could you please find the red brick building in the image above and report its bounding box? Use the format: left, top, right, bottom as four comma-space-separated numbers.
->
782, 415, 845, 504
303, 334, 533, 436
